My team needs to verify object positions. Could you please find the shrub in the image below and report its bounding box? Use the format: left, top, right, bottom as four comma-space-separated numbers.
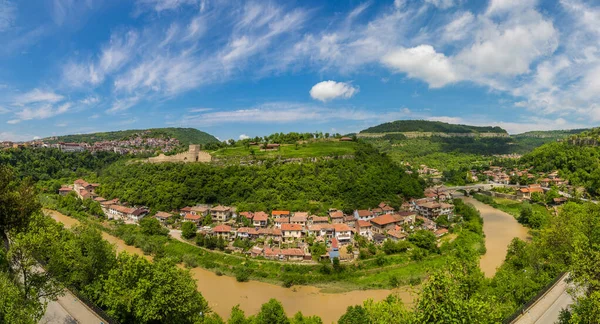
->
182, 254, 198, 268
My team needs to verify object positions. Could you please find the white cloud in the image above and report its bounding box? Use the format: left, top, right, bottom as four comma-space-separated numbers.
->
486, 0, 537, 16
382, 45, 459, 88
0, 131, 39, 141
13, 89, 64, 106
178, 102, 412, 126
188, 107, 212, 112
442, 12, 474, 42
424, 0, 460, 10
309, 81, 358, 102
80, 96, 100, 105
135, 0, 198, 13
107, 95, 141, 113
11, 102, 72, 123
0, 106, 9, 114
239, 134, 250, 140
0, 0, 16, 32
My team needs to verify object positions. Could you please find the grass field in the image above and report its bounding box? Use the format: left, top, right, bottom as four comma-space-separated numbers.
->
211, 140, 357, 158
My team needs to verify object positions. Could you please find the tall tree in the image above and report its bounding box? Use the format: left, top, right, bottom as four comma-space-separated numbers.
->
0, 166, 39, 249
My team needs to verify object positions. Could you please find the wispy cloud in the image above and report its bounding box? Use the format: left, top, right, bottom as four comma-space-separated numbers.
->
0, 0, 15, 32
13, 89, 64, 106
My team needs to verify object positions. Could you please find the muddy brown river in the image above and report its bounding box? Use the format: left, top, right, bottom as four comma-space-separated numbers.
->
45, 210, 411, 323
459, 197, 530, 277
46, 198, 528, 321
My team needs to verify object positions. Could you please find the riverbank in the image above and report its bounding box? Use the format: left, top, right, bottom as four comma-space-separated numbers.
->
458, 197, 530, 277
45, 209, 414, 323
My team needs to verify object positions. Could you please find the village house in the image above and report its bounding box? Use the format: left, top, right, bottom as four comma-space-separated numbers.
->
435, 228, 449, 238
290, 212, 308, 228
327, 238, 340, 261
179, 206, 192, 216
257, 228, 282, 242
281, 224, 303, 242
272, 210, 291, 218
94, 197, 106, 204
212, 225, 232, 240
211, 205, 232, 222
273, 217, 290, 229
236, 227, 259, 240
353, 209, 374, 221
58, 187, 73, 196
356, 220, 373, 239
184, 213, 203, 226
370, 214, 404, 234
371, 207, 384, 217
239, 211, 253, 220
344, 216, 356, 227
415, 201, 454, 219
329, 210, 345, 224
154, 211, 173, 223
130, 208, 149, 223
332, 223, 353, 243
190, 206, 210, 217
417, 216, 437, 231
262, 247, 306, 261
252, 211, 269, 227
310, 216, 329, 225
517, 184, 544, 200
387, 230, 407, 241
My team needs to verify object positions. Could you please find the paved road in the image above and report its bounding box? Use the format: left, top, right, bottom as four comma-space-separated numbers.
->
512, 273, 575, 324
39, 289, 106, 324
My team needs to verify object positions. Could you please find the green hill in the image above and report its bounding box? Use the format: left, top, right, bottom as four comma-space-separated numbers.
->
510, 128, 590, 154
360, 120, 507, 134
43, 128, 220, 146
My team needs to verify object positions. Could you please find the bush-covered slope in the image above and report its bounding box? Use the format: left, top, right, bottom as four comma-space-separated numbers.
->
43, 127, 220, 145
97, 143, 425, 212
360, 120, 507, 134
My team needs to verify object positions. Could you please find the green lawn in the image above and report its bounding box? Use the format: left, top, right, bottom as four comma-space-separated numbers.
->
211, 141, 357, 158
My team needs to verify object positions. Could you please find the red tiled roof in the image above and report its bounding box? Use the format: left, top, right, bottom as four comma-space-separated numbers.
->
290, 215, 308, 222
387, 230, 406, 240
237, 227, 259, 235
213, 225, 232, 233
435, 228, 449, 236
333, 223, 351, 232
331, 238, 339, 249
274, 217, 290, 224
329, 211, 344, 218
281, 224, 302, 231
356, 220, 372, 227
311, 216, 328, 222
272, 210, 290, 216
356, 210, 372, 217
211, 205, 231, 212
181, 206, 192, 212
253, 211, 269, 221
155, 211, 172, 218
184, 213, 202, 221
59, 187, 72, 192
370, 214, 402, 226
281, 248, 305, 256
110, 205, 136, 214
239, 211, 253, 219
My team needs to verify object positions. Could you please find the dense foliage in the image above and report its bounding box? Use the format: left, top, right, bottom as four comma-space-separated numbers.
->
0, 147, 122, 184
521, 141, 600, 196
360, 120, 507, 134
42, 127, 220, 146
97, 143, 425, 212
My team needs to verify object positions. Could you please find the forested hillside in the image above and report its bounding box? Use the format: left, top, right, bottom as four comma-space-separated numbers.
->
97, 143, 425, 212
360, 120, 507, 134
510, 128, 588, 153
521, 140, 600, 195
0, 148, 122, 183
43, 127, 219, 145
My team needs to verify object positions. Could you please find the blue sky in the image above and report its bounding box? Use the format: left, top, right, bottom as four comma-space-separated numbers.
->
1, 0, 600, 141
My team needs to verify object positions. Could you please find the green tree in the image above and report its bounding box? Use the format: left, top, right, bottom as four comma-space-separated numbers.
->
140, 217, 168, 236
228, 305, 249, 324
337, 305, 369, 324
181, 221, 197, 239
408, 230, 437, 252
97, 253, 209, 323
0, 166, 39, 249
254, 299, 290, 324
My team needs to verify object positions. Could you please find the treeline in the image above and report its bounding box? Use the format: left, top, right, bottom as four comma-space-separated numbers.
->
43, 127, 220, 146
0, 147, 122, 184
361, 120, 507, 134
97, 143, 425, 212
520, 141, 600, 196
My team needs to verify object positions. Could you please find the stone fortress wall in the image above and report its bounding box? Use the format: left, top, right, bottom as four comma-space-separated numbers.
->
147, 144, 212, 163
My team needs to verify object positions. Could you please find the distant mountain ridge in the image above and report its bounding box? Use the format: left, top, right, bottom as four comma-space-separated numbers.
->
43, 128, 220, 146
359, 120, 508, 137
